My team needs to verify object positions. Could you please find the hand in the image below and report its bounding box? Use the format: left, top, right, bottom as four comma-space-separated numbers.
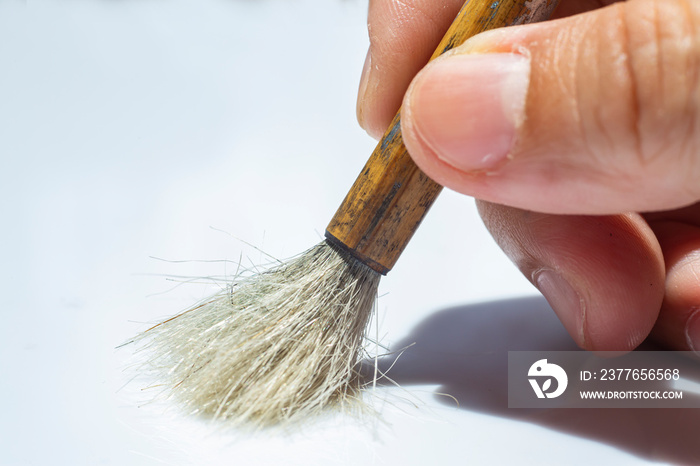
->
357, 0, 700, 351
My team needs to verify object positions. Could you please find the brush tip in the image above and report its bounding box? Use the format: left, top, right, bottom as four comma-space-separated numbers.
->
128, 241, 381, 427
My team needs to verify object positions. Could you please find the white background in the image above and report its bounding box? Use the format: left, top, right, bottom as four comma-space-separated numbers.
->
0, 0, 692, 464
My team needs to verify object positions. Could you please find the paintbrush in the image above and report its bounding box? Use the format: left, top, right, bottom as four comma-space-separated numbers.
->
130, 0, 561, 427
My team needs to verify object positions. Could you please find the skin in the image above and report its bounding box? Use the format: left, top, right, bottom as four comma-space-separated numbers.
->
357, 0, 700, 351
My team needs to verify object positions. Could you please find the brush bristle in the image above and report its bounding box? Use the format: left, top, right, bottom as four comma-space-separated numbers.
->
130, 240, 380, 427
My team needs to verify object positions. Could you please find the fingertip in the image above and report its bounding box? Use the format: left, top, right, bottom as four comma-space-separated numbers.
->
360, 0, 465, 140
478, 204, 664, 351
533, 268, 587, 347
357, 48, 392, 140
356, 49, 373, 133
647, 218, 700, 352
685, 309, 700, 354
558, 215, 664, 351
402, 53, 530, 173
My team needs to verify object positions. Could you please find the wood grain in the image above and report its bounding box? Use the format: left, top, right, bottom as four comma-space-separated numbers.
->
326, 0, 561, 274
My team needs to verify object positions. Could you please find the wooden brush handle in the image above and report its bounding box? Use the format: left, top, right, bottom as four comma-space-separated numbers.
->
326, 0, 560, 274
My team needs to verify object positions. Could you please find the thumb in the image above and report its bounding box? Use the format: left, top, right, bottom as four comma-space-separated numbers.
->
401, 0, 700, 214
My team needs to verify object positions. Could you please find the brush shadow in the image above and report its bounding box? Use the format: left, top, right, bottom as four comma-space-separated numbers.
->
361, 296, 700, 464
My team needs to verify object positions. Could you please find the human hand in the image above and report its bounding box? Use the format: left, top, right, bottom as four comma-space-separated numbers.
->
357, 0, 700, 351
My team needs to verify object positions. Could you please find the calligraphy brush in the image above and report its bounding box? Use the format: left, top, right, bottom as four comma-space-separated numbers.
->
129, 0, 561, 427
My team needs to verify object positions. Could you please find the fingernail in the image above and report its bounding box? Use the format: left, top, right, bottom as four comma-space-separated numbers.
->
356, 48, 372, 129
404, 53, 530, 172
534, 269, 586, 346
684, 308, 700, 353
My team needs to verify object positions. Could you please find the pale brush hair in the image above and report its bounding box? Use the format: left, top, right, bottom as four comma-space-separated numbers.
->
130, 241, 380, 427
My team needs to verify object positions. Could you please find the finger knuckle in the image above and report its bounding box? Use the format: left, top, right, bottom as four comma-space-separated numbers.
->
621, 0, 700, 180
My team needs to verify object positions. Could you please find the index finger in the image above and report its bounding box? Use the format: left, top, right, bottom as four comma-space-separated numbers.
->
358, 0, 618, 139
358, 0, 464, 139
